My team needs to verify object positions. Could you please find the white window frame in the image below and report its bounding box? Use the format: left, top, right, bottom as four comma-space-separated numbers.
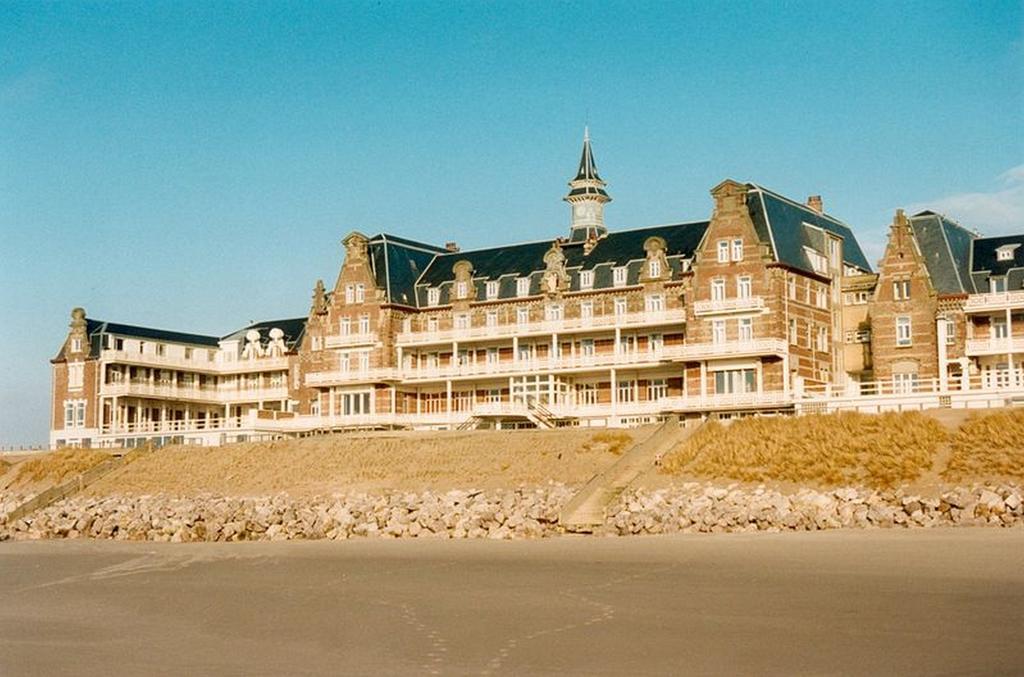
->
516, 307, 530, 326
893, 279, 910, 301
945, 318, 956, 345
358, 315, 370, 335
345, 284, 355, 304
545, 304, 563, 322
716, 240, 729, 263
485, 310, 498, 328
644, 294, 664, 313
579, 270, 594, 290
355, 283, 365, 303
427, 317, 439, 333
614, 297, 627, 317
731, 238, 743, 262
613, 267, 628, 287
648, 259, 661, 278
455, 313, 470, 331
486, 280, 499, 300
580, 300, 594, 321
789, 318, 798, 344
68, 362, 84, 390
516, 277, 531, 297
340, 317, 351, 335
738, 317, 753, 342
427, 287, 440, 307
647, 378, 668, 401
711, 278, 726, 301
456, 281, 468, 299
896, 316, 912, 347
737, 276, 751, 299
580, 339, 595, 357
712, 319, 726, 345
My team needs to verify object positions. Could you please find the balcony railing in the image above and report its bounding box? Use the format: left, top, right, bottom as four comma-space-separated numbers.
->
965, 336, 1024, 355
100, 349, 289, 374
692, 296, 765, 316
677, 338, 788, 360
325, 332, 379, 348
395, 310, 685, 346
964, 290, 1024, 312
102, 382, 289, 402
305, 367, 401, 385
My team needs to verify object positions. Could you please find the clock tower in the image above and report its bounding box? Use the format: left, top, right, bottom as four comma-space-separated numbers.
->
564, 127, 611, 242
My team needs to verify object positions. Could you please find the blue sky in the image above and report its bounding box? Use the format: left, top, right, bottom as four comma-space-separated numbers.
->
1, 1, 1021, 445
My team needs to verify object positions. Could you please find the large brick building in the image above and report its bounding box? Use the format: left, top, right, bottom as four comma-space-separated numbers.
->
49, 133, 1024, 448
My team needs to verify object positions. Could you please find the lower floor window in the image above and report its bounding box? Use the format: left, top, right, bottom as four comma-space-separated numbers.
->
617, 380, 636, 403
647, 378, 668, 400
577, 384, 598, 405
64, 399, 86, 429
714, 369, 755, 395
339, 391, 371, 416
892, 372, 918, 394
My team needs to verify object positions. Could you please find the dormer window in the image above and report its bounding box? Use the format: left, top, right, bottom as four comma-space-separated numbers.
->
355, 283, 365, 303
648, 259, 661, 278
516, 277, 530, 297
613, 267, 627, 287
345, 284, 355, 304
456, 281, 469, 299
731, 238, 743, 262
893, 279, 911, 301
996, 244, 1019, 262
486, 280, 499, 300
990, 276, 1007, 293
71, 338, 82, 353
579, 270, 594, 289
427, 288, 440, 306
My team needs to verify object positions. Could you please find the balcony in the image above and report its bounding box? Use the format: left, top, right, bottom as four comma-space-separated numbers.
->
965, 336, 1024, 356
305, 367, 401, 386
677, 338, 788, 360
395, 310, 685, 346
100, 349, 290, 374
102, 381, 290, 402
692, 296, 765, 316
964, 291, 1024, 313
325, 332, 379, 348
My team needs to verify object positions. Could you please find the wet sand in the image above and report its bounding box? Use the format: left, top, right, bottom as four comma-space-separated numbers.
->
1, 529, 1022, 676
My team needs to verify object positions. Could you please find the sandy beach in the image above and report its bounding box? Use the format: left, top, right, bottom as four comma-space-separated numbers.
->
2, 529, 1022, 676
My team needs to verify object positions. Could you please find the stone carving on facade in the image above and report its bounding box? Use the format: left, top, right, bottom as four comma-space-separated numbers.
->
542, 241, 569, 295
641, 236, 670, 283
67, 307, 88, 356
242, 329, 265, 359
311, 279, 329, 316
452, 260, 474, 302
266, 327, 287, 357
342, 231, 369, 264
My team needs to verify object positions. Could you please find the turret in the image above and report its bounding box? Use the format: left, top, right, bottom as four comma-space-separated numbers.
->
564, 127, 611, 242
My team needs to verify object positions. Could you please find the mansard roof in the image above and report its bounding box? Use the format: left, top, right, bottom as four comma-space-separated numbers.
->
972, 234, 1024, 276
746, 185, 873, 276
221, 317, 307, 350
413, 221, 708, 304
908, 211, 977, 295
89, 320, 221, 348
366, 232, 448, 306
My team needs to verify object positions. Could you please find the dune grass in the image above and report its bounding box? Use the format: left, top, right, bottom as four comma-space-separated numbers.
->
943, 409, 1024, 481
583, 431, 634, 456
15, 449, 109, 486
661, 411, 948, 488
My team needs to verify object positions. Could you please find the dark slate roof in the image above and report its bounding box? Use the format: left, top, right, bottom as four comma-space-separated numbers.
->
747, 185, 872, 275
908, 211, 977, 294
221, 317, 307, 350
971, 234, 1024, 276
367, 233, 447, 306
414, 221, 708, 305
91, 320, 221, 347
573, 130, 603, 183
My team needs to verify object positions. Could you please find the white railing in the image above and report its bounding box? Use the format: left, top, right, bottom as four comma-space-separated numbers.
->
304, 367, 401, 385
102, 416, 248, 435
324, 333, 378, 348
964, 291, 1024, 312
101, 349, 289, 374
102, 382, 289, 402
965, 336, 1024, 355
395, 310, 685, 346
800, 370, 1024, 400
692, 296, 765, 315
678, 338, 788, 360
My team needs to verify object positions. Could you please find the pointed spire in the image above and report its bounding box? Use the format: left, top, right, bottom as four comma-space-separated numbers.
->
574, 125, 602, 182
564, 127, 611, 242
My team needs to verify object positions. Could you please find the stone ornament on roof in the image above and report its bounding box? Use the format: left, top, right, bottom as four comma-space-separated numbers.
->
642, 236, 671, 282
342, 231, 369, 264
311, 279, 329, 315
542, 241, 569, 295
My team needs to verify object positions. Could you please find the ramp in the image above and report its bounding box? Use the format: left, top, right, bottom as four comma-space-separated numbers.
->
560, 415, 699, 532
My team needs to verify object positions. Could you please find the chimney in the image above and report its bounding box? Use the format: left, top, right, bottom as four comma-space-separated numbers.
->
807, 195, 823, 213
445, 241, 459, 252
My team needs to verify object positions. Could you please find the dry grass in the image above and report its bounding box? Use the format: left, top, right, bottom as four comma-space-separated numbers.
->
14, 449, 109, 486
661, 412, 948, 488
943, 409, 1024, 481
86, 428, 636, 496
582, 431, 634, 456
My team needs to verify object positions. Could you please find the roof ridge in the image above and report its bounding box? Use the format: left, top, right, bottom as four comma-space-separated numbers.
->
747, 183, 854, 228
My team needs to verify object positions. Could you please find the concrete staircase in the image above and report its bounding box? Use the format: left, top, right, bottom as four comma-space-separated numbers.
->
560, 415, 699, 532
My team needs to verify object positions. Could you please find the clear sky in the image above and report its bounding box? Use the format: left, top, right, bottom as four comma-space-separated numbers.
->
1, 1, 1021, 446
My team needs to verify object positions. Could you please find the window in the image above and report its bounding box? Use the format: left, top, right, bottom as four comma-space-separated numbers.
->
845, 329, 871, 344
893, 372, 918, 394
712, 319, 726, 344
614, 297, 627, 316
486, 347, 499, 365
339, 352, 351, 372
63, 400, 86, 429
486, 280, 500, 299
358, 353, 370, 372
816, 326, 828, 352
580, 300, 594, 321
711, 278, 726, 301
828, 237, 840, 268
516, 278, 531, 297
345, 284, 355, 304
455, 281, 468, 299
738, 318, 753, 342
645, 294, 664, 313
577, 383, 598, 405
340, 317, 351, 336
815, 286, 827, 309
788, 276, 797, 300
617, 379, 635, 403
648, 259, 662, 278
716, 240, 729, 263
486, 388, 502, 403
993, 318, 1008, 339
996, 245, 1019, 262
427, 317, 439, 333
311, 336, 324, 351
580, 339, 595, 356
358, 315, 370, 335
896, 316, 912, 346
517, 344, 532, 362
893, 279, 911, 301
427, 288, 440, 306
426, 352, 439, 368
68, 362, 84, 390
184, 347, 193, 360
731, 238, 743, 262
715, 369, 755, 394
517, 307, 530, 325
355, 283, 365, 303
457, 350, 470, 366
944, 318, 956, 345
486, 311, 498, 328
455, 313, 469, 331
546, 304, 563, 322
647, 378, 668, 401
156, 344, 166, 356
844, 290, 869, 305
990, 277, 1007, 293
805, 247, 828, 274
71, 338, 82, 353
613, 267, 628, 287
649, 333, 664, 354
579, 270, 594, 289
789, 319, 798, 344
737, 276, 751, 299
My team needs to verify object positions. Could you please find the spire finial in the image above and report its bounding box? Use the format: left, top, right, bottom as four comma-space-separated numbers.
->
584, 124, 590, 143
